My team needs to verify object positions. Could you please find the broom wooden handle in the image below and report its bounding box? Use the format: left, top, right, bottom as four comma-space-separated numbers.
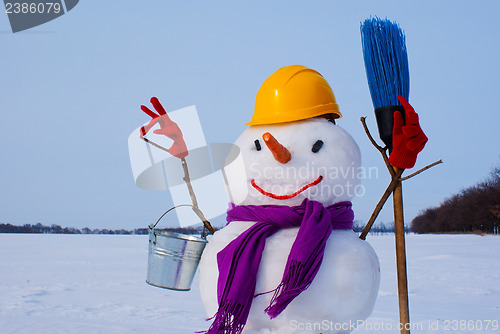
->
359, 115, 442, 334
393, 166, 410, 334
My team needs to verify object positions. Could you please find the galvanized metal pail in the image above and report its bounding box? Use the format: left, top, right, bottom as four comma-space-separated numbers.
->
146, 206, 208, 291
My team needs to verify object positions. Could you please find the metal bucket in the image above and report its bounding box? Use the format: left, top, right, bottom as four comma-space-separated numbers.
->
146, 206, 208, 291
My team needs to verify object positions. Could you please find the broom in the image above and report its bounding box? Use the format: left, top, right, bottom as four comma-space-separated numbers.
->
361, 17, 411, 334
361, 17, 409, 149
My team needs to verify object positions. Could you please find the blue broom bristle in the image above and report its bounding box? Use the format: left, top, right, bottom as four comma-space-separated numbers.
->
361, 17, 410, 109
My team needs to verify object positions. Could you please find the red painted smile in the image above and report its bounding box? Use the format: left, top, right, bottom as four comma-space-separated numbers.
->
250, 176, 324, 200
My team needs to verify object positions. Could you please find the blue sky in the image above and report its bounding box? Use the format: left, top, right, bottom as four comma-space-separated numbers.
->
1, 1, 499, 230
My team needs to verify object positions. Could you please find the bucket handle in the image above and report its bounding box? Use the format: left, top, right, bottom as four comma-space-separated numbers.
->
149, 204, 209, 239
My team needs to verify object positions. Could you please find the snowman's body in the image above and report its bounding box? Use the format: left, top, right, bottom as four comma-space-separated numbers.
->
199, 118, 380, 333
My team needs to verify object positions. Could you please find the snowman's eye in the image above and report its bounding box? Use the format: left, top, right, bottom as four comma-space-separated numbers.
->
312, 140, 323, 153
254, 139, 262, 151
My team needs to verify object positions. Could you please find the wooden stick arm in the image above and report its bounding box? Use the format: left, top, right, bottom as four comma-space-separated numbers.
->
140, 136, 215, 235
361, 117, 395, 177
400, 160, 443, 181
181, 158, 215, 234
360, 168, 404, 240
359, 117, 442, 239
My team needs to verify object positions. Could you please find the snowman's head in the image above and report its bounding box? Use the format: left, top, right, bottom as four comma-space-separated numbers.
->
225, 117, 361, 207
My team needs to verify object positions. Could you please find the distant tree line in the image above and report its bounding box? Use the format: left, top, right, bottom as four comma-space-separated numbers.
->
0, 223, 206, 235
411, 165, 500, 234
353, 221, 410, 235
3, 221, 400, 236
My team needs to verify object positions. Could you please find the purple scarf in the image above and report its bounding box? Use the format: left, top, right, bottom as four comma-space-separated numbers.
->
206, 198, 354, 334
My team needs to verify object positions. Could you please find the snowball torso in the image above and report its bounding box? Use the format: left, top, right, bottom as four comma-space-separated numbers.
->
199, 118, 380, 333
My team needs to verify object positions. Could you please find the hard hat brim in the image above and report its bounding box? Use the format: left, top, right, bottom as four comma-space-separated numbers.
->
245, 103, 342, 126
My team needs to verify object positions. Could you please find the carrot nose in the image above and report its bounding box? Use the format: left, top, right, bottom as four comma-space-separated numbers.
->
262, 132, 291, 164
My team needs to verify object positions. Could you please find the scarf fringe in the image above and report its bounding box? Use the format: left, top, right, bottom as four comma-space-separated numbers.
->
206, 299, 246, 334
265, 260, 311, 319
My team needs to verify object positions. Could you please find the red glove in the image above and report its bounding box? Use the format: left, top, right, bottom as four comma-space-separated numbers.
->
140, 97, 188, 159
388, 96, 428, 169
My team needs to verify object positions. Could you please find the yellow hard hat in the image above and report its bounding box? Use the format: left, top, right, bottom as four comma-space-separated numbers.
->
246, 65, 341, 126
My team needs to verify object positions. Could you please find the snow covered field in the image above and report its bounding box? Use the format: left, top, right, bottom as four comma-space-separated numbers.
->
1, 234, 499, 334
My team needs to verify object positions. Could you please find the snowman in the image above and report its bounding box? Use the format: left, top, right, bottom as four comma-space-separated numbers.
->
199, 65, 380, 334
